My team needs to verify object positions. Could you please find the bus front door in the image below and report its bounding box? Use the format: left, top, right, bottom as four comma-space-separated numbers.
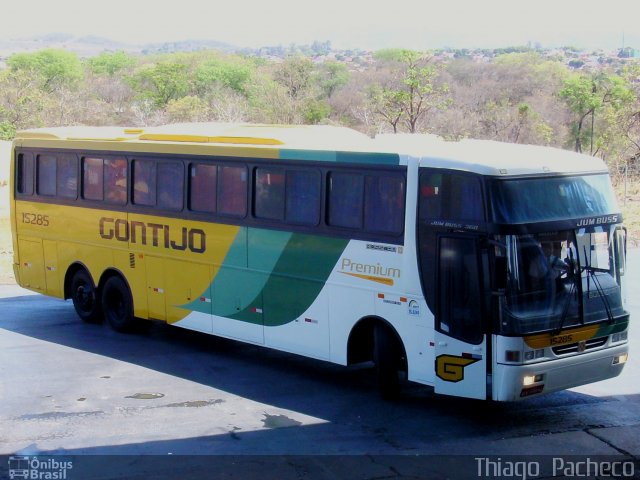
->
433, 235, 488, 400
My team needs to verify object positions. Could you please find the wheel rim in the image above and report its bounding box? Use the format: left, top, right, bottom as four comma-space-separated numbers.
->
75, 283, 94, 313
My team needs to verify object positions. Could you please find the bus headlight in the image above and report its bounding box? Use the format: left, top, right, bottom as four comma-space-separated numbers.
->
611, 332, 628, 343
612, 353, 628, 365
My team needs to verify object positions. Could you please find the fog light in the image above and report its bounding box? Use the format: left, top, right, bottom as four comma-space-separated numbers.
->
523, 374, 544, 386
613, 353, 629, 365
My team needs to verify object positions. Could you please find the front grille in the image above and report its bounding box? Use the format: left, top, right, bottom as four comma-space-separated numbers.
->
552, 336, 608, 355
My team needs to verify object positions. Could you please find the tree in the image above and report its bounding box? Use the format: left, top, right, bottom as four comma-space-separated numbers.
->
195, 57, 254, 97
368, 49, 451, 133
8, 49, 83, 92
315, 61, 349, 98
88, 51, 136, 76
128, 62, 191, 108
273, 55, 314, 99
559, 72, 633, 154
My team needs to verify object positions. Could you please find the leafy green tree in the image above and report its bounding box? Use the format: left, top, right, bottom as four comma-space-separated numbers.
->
129, 62, 191, 108
88, 51, 136, 76
369, 49, 451, 133
315, 61, 349, 98
8, 49, 83, 92
559, 72, 633, 153
273, 55, 314, 99
195, 58, 254, 96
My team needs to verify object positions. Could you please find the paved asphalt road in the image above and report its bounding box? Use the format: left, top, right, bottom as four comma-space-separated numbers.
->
0, 251, 639, 479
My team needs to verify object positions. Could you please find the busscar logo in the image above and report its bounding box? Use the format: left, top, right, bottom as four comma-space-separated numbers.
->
8, 456, 73, 479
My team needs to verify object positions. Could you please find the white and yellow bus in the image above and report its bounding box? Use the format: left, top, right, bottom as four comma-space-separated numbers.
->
10, 123, 630, 400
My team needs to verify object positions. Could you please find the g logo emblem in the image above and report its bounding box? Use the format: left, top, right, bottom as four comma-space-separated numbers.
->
436, 355, 480, 382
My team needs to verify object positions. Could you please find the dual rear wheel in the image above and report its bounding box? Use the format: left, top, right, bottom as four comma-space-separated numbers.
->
70, 270, 136, 332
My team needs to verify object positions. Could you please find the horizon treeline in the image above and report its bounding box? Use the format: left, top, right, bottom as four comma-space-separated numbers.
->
1, 47, 639, 173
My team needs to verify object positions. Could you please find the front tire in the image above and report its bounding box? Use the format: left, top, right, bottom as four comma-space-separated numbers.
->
71, 270, 102, 323
102, 276, 135, 333
374, 324, 404, 400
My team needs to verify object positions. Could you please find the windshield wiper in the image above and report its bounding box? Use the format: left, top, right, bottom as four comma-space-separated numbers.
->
582, 245, 615, 325
553, 248, 579, 336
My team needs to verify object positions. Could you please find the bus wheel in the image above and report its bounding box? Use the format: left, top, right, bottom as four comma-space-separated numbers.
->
102, 276, 135, 333
374, 324, 403, 400
71, 270, 102, 323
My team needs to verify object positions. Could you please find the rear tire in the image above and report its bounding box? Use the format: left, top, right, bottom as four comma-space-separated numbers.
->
374, 324, 404, 400
102, 276, 135, 333
71, 270, 102, 323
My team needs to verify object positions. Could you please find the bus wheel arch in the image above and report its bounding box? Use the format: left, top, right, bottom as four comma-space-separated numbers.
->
347, 317, 407, 399
66, 264, 102, 323
98, 269, 136, 333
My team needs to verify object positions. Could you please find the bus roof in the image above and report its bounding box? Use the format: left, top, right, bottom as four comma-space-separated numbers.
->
15, 124, 610, 177
374, 133, 609, 177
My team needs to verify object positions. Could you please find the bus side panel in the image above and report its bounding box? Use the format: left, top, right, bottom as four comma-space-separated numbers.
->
264, 281, 330, 360
164, 258, 212, 332
17, 238, 46, 292
42, 240, 61, 297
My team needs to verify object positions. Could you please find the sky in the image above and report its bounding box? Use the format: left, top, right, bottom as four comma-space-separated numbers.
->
2, 0, 639, 51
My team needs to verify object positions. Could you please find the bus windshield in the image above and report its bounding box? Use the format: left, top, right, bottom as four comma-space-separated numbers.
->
490, 174, 618, 223
494, 226, 627, 335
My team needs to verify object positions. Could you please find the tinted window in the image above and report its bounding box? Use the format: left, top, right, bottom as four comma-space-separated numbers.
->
286, 170, 321, 225
438, 236, 483, 344
190, 164, 217, 213
419, 172, 483, 222
365, 175, 405, 234
133, 159, 156, 206
328, 173, 364, 229
17, 153, 34, 195
218, 166, 247, 217
104, 159, 127, 205
57, 156, 77, 199
158, 162, 184, 210
37, 155, 57, 196
83, 157, 104, 201
255, 167, 285, 220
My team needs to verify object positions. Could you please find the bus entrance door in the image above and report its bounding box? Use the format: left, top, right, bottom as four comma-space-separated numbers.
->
433, 235, 487, 400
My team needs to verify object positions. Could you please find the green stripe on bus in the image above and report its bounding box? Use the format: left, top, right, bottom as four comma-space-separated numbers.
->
280, 149, 399, 165
230, 233, 349, 326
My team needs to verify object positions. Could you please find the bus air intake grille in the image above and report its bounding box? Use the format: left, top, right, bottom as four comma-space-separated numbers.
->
129, 253, 136, 269
552, 336, 608, 355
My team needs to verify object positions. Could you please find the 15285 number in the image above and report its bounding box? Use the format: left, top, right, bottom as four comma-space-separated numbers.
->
22, 212, 50, 226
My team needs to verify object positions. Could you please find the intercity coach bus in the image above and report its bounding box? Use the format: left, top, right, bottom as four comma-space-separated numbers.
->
10, 123, 629, 401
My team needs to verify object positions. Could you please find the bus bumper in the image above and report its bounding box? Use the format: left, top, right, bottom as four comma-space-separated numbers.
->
492, 344, 629, 402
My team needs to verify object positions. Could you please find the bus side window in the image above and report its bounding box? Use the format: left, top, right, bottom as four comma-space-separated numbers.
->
104, 158, 127, 205
157, 162, 184, 211
328, 172, 364, 229
82, 157, 104, 201
189, 163, 217, 213
218, 165, 247, 217
133, 159, 156, 206
255, 167, 285, 220
37, 155, 57, 197
16, 153, 35, 196
286, 169, 321, 225
364, 174, 405, 235
57, 155, 78, 199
